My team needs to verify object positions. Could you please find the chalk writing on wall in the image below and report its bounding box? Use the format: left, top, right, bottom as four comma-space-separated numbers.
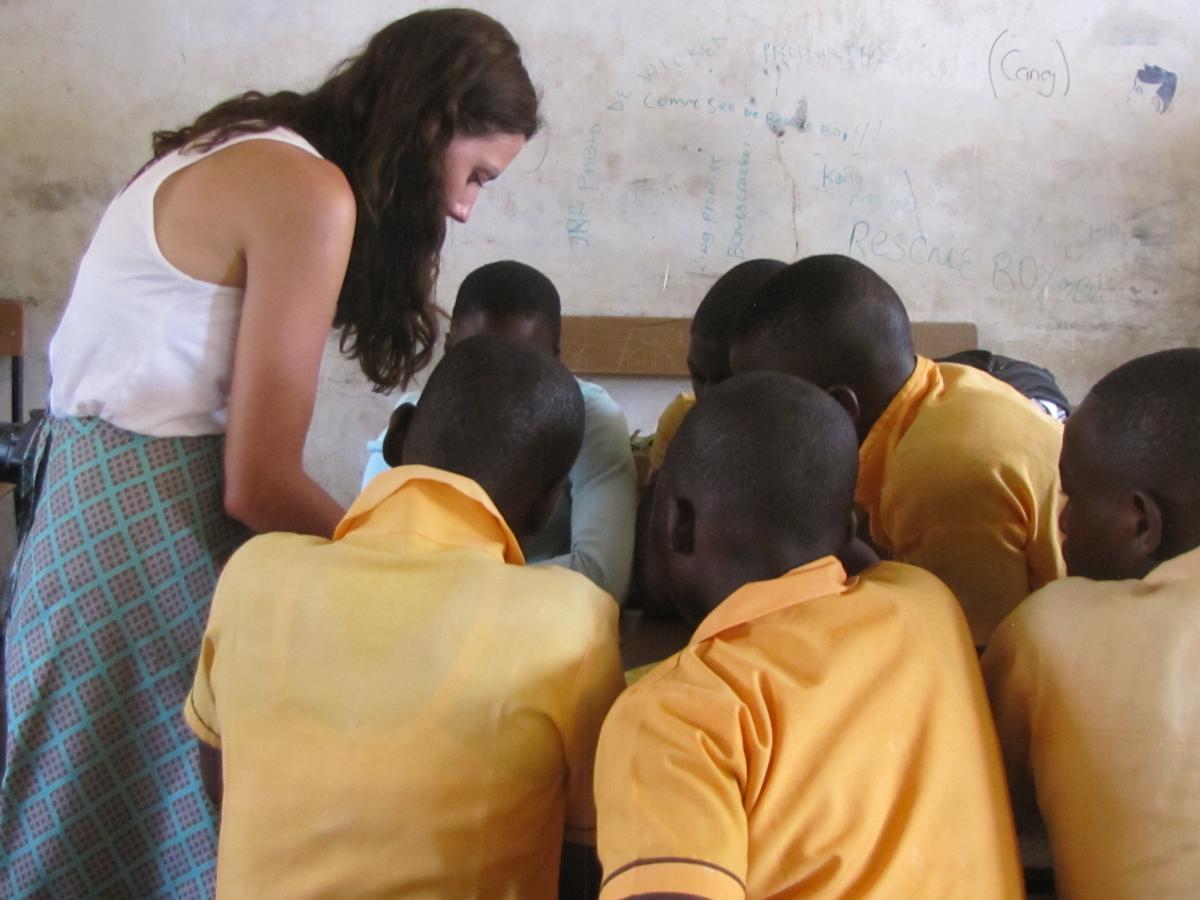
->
726, 142, 752, 259
848, 219, 1104, 303
759, 40, 886, 73
693, 154, 723, 271
636, 36, 728, 83
989, 29, 1071, 100
570, 27, 1174, 314
608, 90, 632, 112
566, 123, 603, 250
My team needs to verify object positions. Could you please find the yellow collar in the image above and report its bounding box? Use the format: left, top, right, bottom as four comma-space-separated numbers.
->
335, 465, 525, 564
692, 556, 851, 644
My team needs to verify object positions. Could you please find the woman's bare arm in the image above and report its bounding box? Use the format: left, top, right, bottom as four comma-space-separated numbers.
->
157, 139, 353, 536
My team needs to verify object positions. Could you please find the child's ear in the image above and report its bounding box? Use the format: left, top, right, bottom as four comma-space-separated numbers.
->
826, 385, 862, 428
666, 496, 696, 555
1131, 490, 1165, 568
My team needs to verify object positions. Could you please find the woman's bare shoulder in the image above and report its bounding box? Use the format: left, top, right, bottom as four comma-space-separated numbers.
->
208, 137, 354, 222
154, 135, 354, 285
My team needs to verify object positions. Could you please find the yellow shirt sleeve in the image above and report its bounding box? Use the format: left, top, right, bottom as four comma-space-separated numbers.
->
182, 550, 240, 748
648, 393, 695, 473
562, 600, 626, 846
183, 628, 221, 748
595, 666, 749, 900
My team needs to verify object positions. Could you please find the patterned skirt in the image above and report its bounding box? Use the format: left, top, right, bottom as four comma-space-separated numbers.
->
1, 417, 250, 898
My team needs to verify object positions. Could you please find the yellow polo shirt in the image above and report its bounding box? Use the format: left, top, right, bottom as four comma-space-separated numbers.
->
857, 355, 1065, 645
184, 465, 624, 899
595, 558, 1022, 900
648, 392, 695, 473
982, 546, 1200, 900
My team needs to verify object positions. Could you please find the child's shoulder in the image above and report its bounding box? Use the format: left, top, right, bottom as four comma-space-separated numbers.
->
223, 530, 328, 578
607, 642, 742, 730
897, 369, 1062, 488
649, 392, 696, 470
853, 559, 959, 601
209, 531, 329, 623
849, 560, 978, 641
575, 378, 627, 421
656, 392, 696, 430
502, 560, 620, 626
1002, 572, 1140, 641
931, 363, 1063, 439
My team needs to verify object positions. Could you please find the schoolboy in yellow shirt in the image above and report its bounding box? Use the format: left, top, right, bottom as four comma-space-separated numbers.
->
185, 335, 624, 899
647, 258, 785, 472
363, 260, 638, 604
983, 348, 1200, 900
596, 371, 1022, 899
636, 259, 787, 619
730, 254, 1064, 645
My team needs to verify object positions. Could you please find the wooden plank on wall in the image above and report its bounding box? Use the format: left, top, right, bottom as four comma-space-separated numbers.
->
561, 317, 691, 377
561, 316, 977, 376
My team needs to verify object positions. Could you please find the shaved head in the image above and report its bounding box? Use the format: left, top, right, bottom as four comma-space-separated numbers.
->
693, 259, 788, 341
403, 334, 583, 536
1060, 348, 1200, 578
729, 255, 915, 436
688, 258, 787, 395
1079, 348, 1200, 501
657, 371, 859, 621
451, 260, 562, 350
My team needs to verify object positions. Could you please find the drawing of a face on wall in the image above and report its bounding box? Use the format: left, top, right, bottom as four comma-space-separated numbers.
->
1129, 64, 1177, 114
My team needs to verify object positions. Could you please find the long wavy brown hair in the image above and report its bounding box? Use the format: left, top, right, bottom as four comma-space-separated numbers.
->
150, 8, 540, 390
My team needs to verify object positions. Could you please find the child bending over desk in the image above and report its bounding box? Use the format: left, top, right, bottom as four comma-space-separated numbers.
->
983, 348, 1200, 900
596, 371, 1021, 899
647, 257, 786, 473
730, 254, 1065, 646
186, 335, 624, 898
364, 259, 637, 603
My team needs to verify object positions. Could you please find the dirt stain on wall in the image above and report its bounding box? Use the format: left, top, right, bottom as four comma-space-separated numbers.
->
10, 179, 109, 213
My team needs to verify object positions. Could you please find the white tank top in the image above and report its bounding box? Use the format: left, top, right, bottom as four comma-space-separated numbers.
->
49, 127, 323, 436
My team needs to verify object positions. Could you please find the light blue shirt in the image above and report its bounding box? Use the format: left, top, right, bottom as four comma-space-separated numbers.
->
362, 379, 637, 603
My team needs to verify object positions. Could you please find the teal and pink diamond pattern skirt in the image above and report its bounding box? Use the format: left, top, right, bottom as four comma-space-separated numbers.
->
2, 417, 249, 898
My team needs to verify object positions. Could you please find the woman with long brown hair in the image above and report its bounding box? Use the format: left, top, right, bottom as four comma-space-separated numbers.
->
1, 9, 538, 896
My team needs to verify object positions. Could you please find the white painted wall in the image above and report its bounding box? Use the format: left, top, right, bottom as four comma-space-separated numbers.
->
3, 0, 1198, 505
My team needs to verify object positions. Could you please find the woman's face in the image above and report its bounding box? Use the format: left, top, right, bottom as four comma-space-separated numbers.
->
442, 132, 526, 224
